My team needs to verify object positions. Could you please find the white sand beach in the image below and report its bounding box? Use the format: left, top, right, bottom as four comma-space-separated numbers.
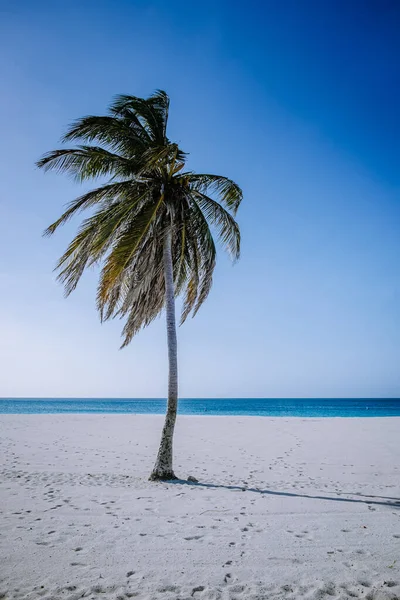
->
1, 415, 399, 600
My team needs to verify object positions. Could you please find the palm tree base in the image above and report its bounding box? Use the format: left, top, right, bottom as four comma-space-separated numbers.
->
149, 470, 178, 481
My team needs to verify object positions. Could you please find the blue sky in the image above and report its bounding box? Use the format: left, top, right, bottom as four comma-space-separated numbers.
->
0, 0, 399, 397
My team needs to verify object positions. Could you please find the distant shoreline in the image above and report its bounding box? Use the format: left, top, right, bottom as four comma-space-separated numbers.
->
1, 397, 400, 417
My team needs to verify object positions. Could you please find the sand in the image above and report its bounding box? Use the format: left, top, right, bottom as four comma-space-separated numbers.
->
0, 414, 399, 600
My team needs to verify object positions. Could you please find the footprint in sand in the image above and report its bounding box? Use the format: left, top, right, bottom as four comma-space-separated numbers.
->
287, 529, 310, 539
384, 581, 398, 588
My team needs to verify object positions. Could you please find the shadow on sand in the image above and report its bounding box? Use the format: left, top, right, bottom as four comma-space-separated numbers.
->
169, 479, 400, 509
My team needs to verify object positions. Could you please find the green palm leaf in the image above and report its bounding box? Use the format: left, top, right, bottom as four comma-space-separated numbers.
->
38, 92, 242, 336
179, 173, 243, 214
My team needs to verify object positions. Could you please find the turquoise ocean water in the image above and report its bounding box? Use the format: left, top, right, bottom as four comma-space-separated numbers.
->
0, 398, 399, 417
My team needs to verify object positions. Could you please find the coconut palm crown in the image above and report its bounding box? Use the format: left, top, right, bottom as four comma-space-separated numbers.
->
37, 91, 242, 479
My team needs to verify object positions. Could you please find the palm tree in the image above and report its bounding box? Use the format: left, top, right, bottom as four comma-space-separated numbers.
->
37, 91, 242, 480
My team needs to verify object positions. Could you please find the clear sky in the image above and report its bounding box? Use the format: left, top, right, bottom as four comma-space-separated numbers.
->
0, 0, 399, 398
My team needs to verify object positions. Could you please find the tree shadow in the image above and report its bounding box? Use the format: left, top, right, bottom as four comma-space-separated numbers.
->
169, 479, 400, 509
327, 491, 400, 502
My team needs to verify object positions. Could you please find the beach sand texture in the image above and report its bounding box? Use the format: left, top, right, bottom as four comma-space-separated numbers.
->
1, 415, 399, 600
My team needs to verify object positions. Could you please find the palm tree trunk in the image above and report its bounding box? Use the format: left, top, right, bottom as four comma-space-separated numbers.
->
149, 228, 178, 480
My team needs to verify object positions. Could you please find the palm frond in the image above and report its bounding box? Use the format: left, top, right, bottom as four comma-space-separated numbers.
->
61, 115, 148, 158
43, 180, 145, 236
192, 191, 240, 260
175, 196, 216, 323
140, 143, 186, 176
97, 192, 165, 311
181, 173, 243, 214
37, 146, 133, 182
110, 91, 169, 144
